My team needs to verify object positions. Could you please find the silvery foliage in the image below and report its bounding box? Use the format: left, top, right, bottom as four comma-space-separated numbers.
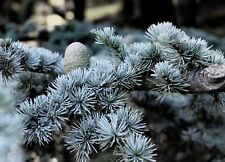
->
119, 133, 157, 162
0, 38, 64, 102
0, 81, 24, 162
1, 22, 225, 162
0, 38, 63, 81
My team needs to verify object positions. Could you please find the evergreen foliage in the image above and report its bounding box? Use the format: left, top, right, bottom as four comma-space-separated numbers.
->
1, 22, 225, 162
0, 38, 63, 102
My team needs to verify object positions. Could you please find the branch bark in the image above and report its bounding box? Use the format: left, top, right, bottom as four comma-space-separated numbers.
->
134, 64, 225, 94
186, 64, 225, 93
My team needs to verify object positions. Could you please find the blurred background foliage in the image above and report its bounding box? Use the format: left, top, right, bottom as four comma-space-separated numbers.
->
2, 0, 225, 54
2, 0, 225, 162
2, 0, 225, 43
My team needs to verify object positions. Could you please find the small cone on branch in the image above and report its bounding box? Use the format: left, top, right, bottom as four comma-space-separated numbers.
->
64, 42, 90, 72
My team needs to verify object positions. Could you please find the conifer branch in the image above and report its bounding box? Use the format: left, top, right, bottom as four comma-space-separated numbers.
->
4, 22, 225, 162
